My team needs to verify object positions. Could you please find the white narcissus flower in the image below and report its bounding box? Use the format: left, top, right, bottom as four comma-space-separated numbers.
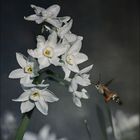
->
57, 20, 79, 43
23, 125, 67, 140
12, 84, 59, 115
24, 4, 70, 28
9, 53, 39, 84
61, 37, 88, 79
28, 31, 67, 69
72, 88, 89, 107
69, 65, 93, 91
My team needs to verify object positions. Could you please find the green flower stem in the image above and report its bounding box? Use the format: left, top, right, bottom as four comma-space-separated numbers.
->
15, 110, 33, 140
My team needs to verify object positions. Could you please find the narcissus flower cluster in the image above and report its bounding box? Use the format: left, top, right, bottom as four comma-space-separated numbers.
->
9, 4, 93, 115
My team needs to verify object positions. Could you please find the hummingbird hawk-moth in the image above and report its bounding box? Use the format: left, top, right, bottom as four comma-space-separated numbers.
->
94, 75, 122, 105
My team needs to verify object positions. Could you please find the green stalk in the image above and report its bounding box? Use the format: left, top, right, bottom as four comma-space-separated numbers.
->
15, 111, 33, 140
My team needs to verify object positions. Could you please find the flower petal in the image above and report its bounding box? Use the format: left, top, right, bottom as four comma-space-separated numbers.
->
68, 37, 83, 54
12, 91, 30, 102
54, 46, 67, 56
57, 16, 71, 23
38, 57, 50, 69
75, 53, 88, 64
42, 5, 60, 18
65, 33, 77, 43
20, 76, 33, 85
24, 14, 39, 21
16, 53, 27, 68
35, 97, 48, 115
49, 57, 60, 66
20, 100, 35, 113
31, 4, 45, 15
73, 96, 82, 107
9, 69, 26, 79
58, 19, 73, 38
47, 31, 57, 44
37, 35, 46, 48
67, 63, 79, 73
62, 65, 71, 79
46, 18, 62, 28
41, 89, 59, 102
80, 64, 93, 74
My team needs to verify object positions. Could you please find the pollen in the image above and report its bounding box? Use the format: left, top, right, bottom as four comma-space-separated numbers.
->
66, 55, 74, 65
43, 47, 53, 58
24, 66, 33, 74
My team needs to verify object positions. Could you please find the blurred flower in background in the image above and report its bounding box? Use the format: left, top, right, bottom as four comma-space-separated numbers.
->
0, 111, 17, 140
107, 110, 139, 140
23, 125, 67, 140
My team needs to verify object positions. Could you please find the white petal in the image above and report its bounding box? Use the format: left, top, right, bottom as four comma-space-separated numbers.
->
58, 20, 73, 38
38, 125, 50, 140
24, 15, 39, 21
9, 69, 26, 79
62, 65, 71, 79
27, 49, 42, 58
80, 64, 93, 74
42, 5, 60, 18
54, 46, 67, 56
42, 90, 59, 102
81, 89, 89, 99
12, 91, 30, 102
16, 53, 27, 68
31, 4, 45, 15
20, 101, 35, 113
37, 35, 46, 48
46, 18, 62, 28
47, 31, 57, 44
38, 57, 50, 69
68, 38, 83, 54
75, 53, 88, 64
20, 76, 33, 85
73, 96, 82, 107
23, 132, 37, 140
70, 79, 78, 92
68, 63, 79, 73
35, 97, 48, 115
65, 33, 77, 43
75, 75, 90, 86
49, 57, 60, 66
57, 16, 71, 23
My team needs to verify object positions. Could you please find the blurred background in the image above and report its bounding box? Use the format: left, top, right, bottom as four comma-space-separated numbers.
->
0, 0, 139, 140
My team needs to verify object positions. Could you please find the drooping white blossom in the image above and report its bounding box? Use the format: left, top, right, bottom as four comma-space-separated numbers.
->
12, 84, 59, 115
57, 19, 78, 43
28, 31, 67, 69
69, 65, 93, 92
23, 125, 67, 140
72, 88, 88, 107
24, 4, 70, 28
61, 37, 88, 79
9, 53, 39, 84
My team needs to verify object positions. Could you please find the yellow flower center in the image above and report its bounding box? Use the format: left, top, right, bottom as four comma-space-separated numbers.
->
43, 47, 53, 58
32, 92, 40, 97
30, 91, 40, 101
66, 55, 74, 65
24, 66, 33, 74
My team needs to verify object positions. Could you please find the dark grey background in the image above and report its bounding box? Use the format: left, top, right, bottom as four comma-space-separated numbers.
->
0, 0, 139, 140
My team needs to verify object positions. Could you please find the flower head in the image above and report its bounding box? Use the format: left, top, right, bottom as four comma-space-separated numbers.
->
13, 84, 59, 115
24, 4, 70, 28
61, 37, 88, 79
9, 53, 39, 84
72, 88, 88, 107
28, 31, 67, 69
